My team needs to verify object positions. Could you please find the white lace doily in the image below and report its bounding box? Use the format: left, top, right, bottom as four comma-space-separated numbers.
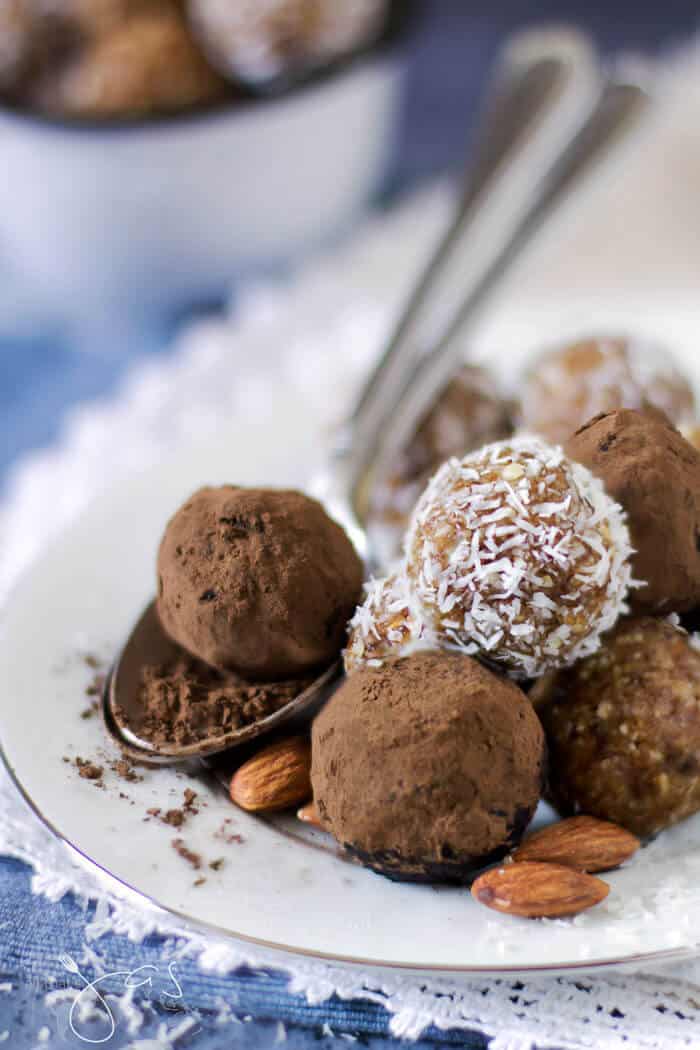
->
4, 44, 700, 1048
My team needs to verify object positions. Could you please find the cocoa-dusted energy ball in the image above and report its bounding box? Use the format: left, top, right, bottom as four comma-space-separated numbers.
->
368, 364, 513, 558
157, 486, 364, 679
188, 0, 389, 87
566, 409, 700, 614
312, 650, 546, 882
518, 335, 695, 445
32, 9, 227, 118
542, 617, 700, 838
343, 573, 432, 675
405, 436, 634, 679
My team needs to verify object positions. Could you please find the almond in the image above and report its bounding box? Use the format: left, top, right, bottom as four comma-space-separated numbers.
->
297, 801, 323, 828
230, 736, 311, 813
513, 816, 639, 873
472, 861, 609, 918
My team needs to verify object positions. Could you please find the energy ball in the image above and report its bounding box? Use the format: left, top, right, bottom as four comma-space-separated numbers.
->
367, 365, 513, 560
0, 0, 34, 92
311, 650, 546, 882
31, 9, 227, 118
157, 486, 364, 679
681, 422, 700, 451
188, 0, 388, 87
541, 617, 700, 838
343, 573, 432, 675
405, 436, 634, 679
0, 0, 83, 97
518, 335, 695, 445
566, 409, 700, 614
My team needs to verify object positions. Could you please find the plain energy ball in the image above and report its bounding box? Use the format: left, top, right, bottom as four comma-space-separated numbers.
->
312, 650, 546, 882
542, 617, 700, 838
157, 486, 364, 679
518, 335, 695, 445
31, 9, 227, 118
405, 435, 634, 679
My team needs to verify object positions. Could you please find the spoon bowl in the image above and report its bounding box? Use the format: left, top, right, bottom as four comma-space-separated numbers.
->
102, 601, 341, 764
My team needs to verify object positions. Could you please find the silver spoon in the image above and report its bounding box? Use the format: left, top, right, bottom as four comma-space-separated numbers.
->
103, 30, 648, 764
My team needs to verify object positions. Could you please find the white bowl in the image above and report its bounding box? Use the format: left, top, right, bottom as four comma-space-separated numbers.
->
0, 51, 405, 343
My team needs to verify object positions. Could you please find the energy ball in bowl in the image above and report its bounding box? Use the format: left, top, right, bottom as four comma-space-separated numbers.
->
0, 0, 34, 91
542, 617, 700, 838
188, 0, 389, 87
405, 436, 634, 679
367, 364, 513, 558
518, 335, 695, 445
312, 650, 546, 882
343, 572, 432, 675
566, 409, 700, 614
0, 0, 83, 96
157, 486, 364, 679
31, 9, 228, 118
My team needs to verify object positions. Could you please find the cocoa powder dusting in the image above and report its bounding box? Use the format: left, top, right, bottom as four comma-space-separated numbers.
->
133, 653, 314, 746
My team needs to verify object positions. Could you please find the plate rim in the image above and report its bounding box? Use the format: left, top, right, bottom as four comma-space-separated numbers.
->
2, 726, 699, 977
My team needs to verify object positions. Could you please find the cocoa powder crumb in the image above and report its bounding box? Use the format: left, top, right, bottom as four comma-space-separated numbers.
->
75, 757, 103, 781
172, 838, 202, 869
86, 673, 106, 697
215, 819, 244, 845
83, 654, 103, 670
193, 877, 207, 887
111, 759, 143, 783
209, 858, 225, 871
133, 653, 314, 747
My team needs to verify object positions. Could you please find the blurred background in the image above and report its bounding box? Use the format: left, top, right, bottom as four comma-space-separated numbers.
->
2, 0, 700, 490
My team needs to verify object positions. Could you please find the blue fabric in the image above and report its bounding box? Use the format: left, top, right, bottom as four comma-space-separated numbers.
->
2, 1, 700, 1045
0, 857, 490, 1049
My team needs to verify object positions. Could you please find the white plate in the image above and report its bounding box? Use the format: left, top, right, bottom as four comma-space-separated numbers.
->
3, 369, 700, 978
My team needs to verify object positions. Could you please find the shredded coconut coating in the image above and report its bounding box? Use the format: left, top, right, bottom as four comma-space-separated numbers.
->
344, 573, 433, 674
189, 0, 388, 84
405, 435, 634, 679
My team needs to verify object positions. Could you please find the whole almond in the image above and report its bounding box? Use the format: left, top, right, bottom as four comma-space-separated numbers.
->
297, 801, 323, 828
472, 861, 609, 918
230, 736, 311, 813
513, 816, 639, 873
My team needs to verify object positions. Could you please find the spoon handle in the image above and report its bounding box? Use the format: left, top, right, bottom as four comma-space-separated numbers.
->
335, 28, 601, 495
366, 72, 650, 502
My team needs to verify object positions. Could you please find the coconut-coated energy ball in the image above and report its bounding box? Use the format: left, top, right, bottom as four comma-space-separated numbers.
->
157, 486, 364, 679
542, 617, 700, 838
343, 573, 432, 675
518, 335, 695, 445
566, 409, 700, 614
312, 650, 546, 882
367, 364, 513, 561
188, 0, 388, 87
405, 435, 634, 679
